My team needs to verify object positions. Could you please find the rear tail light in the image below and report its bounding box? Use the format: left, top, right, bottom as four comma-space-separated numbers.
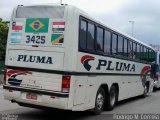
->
3, 68, 7, 84
154, 74, 158, 81
61, 75, 71, 93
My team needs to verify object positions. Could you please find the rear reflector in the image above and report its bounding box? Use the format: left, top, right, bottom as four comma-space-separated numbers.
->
62, 75, 71, 93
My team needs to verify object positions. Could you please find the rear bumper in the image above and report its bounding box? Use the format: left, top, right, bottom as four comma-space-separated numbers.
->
3, 85, 69, 98
3, 85, 70, 110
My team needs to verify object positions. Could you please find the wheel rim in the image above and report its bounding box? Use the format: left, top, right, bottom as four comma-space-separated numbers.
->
110, 90, 116, 106
96, 93, 104, 110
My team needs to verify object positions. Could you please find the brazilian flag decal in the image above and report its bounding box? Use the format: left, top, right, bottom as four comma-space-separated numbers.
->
25, 18, 49, 33
51, 34, 64, 45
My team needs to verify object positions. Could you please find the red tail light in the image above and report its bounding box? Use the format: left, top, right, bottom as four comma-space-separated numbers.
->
3, 68, 7, 84
154, 74, 158, 81
62, 75, 71, 93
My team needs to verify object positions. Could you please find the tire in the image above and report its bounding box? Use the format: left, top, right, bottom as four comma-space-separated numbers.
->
106, 86, 117, 111
93, 88, 105, 115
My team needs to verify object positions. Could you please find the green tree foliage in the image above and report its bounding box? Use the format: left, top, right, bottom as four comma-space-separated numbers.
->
0, 18, 9, 60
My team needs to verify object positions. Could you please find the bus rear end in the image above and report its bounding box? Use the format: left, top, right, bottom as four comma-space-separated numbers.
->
3, 5, 73, 110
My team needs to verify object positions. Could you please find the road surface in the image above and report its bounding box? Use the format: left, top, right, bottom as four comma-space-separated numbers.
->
0, 87, 160, 120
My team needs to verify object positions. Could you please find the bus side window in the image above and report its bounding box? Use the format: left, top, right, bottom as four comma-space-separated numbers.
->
87, 23, 95, 51
143, 47, 148, 62
132, 42, 137, 60
146, 48, 149, 62
111, 34, 118, 55
136, 44, 140, 61
140, 46, 144, 61
96, 27, 104, 53
117, 36, 123, 57
148, 50, 155, 63
79, 20, 87, 50
128, 40, 132, 59
124, 39, 128, 58
104, 30, 111, 55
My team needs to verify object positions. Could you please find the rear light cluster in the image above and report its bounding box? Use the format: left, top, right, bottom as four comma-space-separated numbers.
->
61, 75, 71, 93
154, 74, 158, 81
3, 68, 7, 85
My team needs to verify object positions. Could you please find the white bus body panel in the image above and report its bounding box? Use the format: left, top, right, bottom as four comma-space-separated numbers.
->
8, 50, 64, 71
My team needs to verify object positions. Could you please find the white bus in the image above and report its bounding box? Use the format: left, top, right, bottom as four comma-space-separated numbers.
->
3, 4, 156, 114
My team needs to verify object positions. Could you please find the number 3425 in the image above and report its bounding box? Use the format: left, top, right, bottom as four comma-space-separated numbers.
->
26, 35, 45, 44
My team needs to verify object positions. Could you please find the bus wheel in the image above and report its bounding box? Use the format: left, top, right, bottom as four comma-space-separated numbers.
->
93, 88, 105, 115
106, 86, 117, 111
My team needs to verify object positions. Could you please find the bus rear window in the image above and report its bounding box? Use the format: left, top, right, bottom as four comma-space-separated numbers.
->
16, 6, 65, 18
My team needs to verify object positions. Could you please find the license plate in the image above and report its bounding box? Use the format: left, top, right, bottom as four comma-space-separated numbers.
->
26, 35, 45, 44
26, 93, 37, 100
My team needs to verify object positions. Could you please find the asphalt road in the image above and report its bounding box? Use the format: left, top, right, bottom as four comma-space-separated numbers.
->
1, 87, 160, 120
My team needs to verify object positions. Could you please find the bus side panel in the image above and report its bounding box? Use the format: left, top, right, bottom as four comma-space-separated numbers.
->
73, 76, 87, 105
72, 75, 98, 111
77, 52, 151, 102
